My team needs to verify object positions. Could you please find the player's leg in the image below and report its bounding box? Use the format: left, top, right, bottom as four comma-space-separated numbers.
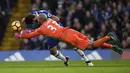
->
60, 29, 122, 54
76, 31, 121, 51
74, 31, 121, 53
70, 29, 112, 49
76, 31, 88, 40
71, 30, 113, 48
102, 43, 123, 54
71, 30, 122, 55
63, 29, 107, 49
68, 29, 112, 48
86, 37, 122, 55
92, 32, 120, 48
91, 36, 110, 47
90, 32, 123, 55
50, 46, 69, 66
72, 34, 89, 49
60, 29, 90, 49
74, 47, 93, 66
47, 37, 69, 66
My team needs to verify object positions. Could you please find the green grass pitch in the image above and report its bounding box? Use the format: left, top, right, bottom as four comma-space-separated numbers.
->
0, 60, 130, 73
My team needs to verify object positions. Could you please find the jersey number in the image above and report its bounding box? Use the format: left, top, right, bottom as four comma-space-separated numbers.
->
47, 21, 59, 33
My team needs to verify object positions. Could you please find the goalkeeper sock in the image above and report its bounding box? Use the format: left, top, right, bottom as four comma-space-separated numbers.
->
54, 51, 66, 62
93, 36, 110, 47
103, 43, 113, 48
74, 48, 90, 62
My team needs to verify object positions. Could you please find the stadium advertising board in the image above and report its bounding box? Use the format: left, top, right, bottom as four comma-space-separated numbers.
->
0, 49, 112, 61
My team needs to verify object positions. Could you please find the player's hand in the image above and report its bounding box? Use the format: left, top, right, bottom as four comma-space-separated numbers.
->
20, 29, 30, 34
14, 33, 21, 38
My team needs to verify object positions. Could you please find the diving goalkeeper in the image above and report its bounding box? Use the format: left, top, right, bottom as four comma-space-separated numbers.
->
15, 13, 123, 55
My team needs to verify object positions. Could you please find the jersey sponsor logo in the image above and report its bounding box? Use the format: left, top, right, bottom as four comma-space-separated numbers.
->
4, 52, 25, 61
47, 13, 52, 17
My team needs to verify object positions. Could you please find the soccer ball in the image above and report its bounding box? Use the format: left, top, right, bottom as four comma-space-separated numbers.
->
11, 21, 22, 31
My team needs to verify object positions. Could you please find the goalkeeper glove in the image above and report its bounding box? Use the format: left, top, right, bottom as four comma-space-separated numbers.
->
14, 33, 21, 38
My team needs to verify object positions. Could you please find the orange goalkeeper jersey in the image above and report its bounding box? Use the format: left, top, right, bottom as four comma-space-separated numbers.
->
20, 18, 90, 50
21, 18, 67, 39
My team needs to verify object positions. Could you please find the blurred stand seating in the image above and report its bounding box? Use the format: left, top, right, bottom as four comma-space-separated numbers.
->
0, 0, 17, 45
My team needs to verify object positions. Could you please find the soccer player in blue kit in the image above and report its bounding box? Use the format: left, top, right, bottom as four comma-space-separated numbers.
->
23, 10, 93, 66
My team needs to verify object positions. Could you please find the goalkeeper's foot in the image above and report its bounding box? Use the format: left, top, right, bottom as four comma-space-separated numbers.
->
107, 32, 121, 46
86, 61, 94, 66
64, 56, 70, 66
112, 45, 123, 55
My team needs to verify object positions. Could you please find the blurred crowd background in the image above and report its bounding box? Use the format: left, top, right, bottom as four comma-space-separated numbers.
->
0, 0, 17, 46
0, 0, 130, 50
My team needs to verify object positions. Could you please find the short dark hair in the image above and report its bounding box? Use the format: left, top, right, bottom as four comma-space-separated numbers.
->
25, 15, 35, 24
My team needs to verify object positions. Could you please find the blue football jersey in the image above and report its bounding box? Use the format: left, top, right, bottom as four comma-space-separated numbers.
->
32, 10, 53, 18
32, 10, 63, 27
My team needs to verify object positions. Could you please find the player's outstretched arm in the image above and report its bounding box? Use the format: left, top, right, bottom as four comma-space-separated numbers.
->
14, 28, 41, 39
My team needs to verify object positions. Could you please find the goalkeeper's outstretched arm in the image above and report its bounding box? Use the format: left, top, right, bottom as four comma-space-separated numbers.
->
20, 28, 41, 39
